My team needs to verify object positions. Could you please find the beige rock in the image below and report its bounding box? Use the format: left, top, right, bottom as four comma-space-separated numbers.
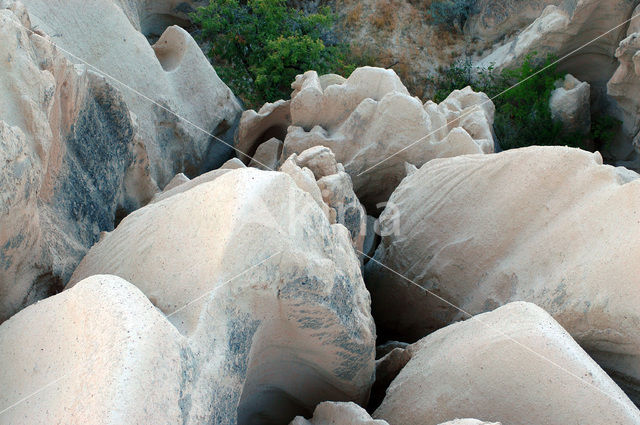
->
608, 7, 640, 170
21, 0, 242, 186
291, 402, 388, 425
374, 302, 640, 425
249, 137, 284, 170
438, 421, 501, 425
0, 275, 188, 424
236, 100, 291, 165
282, 68, 494, 208
549, 74, 591, 134
365, 146, 640, 403
0, 3, 157, 321
466, 0, 561, 43
280, 147, 367, 252
69, 168, 376, 424
476, 0, 635, 86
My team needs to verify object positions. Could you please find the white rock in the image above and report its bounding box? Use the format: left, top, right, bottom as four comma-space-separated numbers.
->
249, 137, 284, 170
549, 74, 591, 134
236, 100, 291, 165
365, 146, 640, 403
0, 3, 157, 321
282, 68, 494, 208
69, 168, 376, 424
476, 0, 635, 86
374, 302, 640, 424
0, 275, 188, 424
290, 402, 388, 425
21, 0, 242, 186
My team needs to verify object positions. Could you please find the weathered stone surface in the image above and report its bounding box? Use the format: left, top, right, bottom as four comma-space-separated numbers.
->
438, 421, 501, 425
281, 67, 494, 208
365, 146, 640, 403
374, 302, 640, 425
291, 402, 388, 425
466, 0, 561, 43
236, 100, 291, 165
22, 0, 243, 186
0, 275, 188, 424
608, 6, 640, 171
69, 168, 376, 424
476, 0, 636, 86
550, 74, 591, 134
279, 147, 367, 252
0, 3, 157, 321
249, 137, 283, 171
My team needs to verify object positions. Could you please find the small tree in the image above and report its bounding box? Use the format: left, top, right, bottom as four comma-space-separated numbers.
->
192, 0, 356, 106
429, 0, 476, 29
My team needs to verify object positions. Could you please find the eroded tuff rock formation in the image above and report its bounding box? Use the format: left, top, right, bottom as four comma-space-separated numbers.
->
21, 0, 242, 185
475, 0, 636, 87
66, 168, 375, 424
237, 66, 495, 209
0, 2, 155, 321
0, 0, 241, 320
608, 3, 640, 170
374, 302, 640, 424
365, 146, 640, 403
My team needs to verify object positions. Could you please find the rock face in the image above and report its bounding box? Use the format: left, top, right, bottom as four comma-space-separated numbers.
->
239, 67, 495, 209
476, 0, 636, 86
290, 402, 389, 425
21, 0, 243, 186
466, 0, 562, 43
549, 74, 591, 134
374, 302, 640, 425
0, 2, 157, 321
279, 147, 367, 252
365, 146, 640, 403
607, 5, 640, 170
0, 275, 191, 424
69, 168, 376, 424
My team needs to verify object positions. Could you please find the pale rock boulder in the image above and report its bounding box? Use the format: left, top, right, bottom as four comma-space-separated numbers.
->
282, 67, 494, 208
476, 0, 635, 86
21, 0, 242, 187
365, 146, 640, 403
0, 3, 157, 321
438, 421, 501, 425
249, 137, 283, 170
236, 100, 291, 165
151, 157, 246, 204
374, 302, 640, 425
466, 0, 562, 43
0, 275, 188, 424
550, 74, 591, 134
608, 7, 640, 170
279, 147, 367, 252
290, 402, 389, 425
69, 168, 376, 424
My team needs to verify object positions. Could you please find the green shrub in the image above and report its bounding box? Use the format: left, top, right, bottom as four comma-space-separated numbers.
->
192, 0, 357, 107
429, 0, 476, 29
426, 53, 617, 150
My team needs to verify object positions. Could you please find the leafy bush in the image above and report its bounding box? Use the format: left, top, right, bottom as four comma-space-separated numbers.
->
192, 0, 357, 106
426, 54, 619, 150
429, 0, 476, 29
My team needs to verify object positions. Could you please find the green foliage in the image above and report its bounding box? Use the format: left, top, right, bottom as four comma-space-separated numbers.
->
429, 0, 476, 29
591, 114, 622, 149
427, 53, 618, 150
192, 0, 357, 106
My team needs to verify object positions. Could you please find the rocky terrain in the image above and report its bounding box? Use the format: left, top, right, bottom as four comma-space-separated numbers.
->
1, 0, 640, 424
